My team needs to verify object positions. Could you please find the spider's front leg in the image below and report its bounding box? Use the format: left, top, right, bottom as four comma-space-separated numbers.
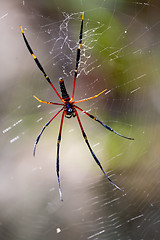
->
33, 108, 63, 156
74, 109, 122, 191
56, 111, 65, 201
75, 106, 134, 140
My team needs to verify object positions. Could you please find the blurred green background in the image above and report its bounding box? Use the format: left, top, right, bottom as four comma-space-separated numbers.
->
0, 0, 160, 239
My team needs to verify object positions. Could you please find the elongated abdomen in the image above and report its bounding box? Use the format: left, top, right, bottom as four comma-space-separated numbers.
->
59, 78, 70, 100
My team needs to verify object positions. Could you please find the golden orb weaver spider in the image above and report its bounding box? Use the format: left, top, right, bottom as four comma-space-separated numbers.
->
20, 12, 134, 201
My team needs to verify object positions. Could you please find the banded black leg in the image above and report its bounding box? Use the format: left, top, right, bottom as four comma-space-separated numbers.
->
75, 106, 134, 140
74, 109, 122, 191
33, 108, 63, 156
20, 26, 63, 102
71, 12, 84, 101
56, 111, 65, 201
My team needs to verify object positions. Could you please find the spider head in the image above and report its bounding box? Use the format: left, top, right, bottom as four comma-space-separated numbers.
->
65, 102, 75, 118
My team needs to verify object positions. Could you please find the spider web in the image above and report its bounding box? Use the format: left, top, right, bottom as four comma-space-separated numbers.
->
0, 0, 160, 239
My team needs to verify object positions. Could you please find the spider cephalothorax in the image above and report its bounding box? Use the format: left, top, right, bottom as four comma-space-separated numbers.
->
21, 12, 134, 201
64, 102, 76, 118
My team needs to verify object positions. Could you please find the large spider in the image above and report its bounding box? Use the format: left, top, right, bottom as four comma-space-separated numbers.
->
20, 12, 134, 201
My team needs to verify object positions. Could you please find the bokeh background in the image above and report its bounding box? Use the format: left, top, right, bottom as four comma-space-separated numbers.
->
0, 0, 160, 239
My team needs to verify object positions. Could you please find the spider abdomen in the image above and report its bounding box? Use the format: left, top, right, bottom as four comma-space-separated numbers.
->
59, 78, 70, 100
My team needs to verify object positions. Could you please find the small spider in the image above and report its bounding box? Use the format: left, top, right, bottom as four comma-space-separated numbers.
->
20, 12, 134, 201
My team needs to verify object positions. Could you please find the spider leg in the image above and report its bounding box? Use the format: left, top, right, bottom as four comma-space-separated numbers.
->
75, 106, 134, 140
74, 109, 122, 191
70, 12, 84, 102
20, 26, 63, 102
73, 88, 108, 104
56, 110, 65, 201
33, 108, 63, 156
33, 95, 64, 106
